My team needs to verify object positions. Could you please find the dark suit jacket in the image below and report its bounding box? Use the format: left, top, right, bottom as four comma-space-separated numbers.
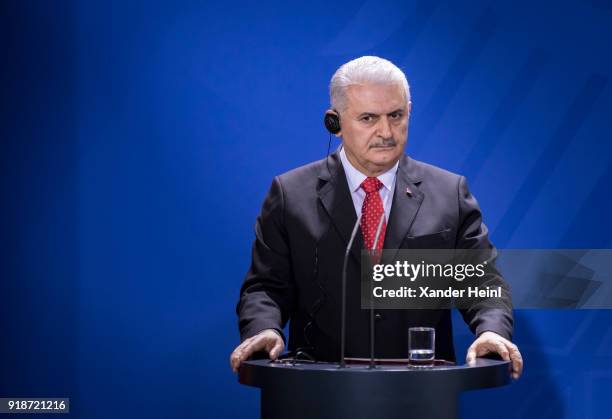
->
236, 151, 513, 362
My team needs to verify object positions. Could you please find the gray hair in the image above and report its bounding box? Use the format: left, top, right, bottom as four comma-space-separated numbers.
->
329, 56, 411, 112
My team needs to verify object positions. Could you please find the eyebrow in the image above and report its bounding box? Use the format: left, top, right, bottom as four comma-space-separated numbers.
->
357, 109, 405, 118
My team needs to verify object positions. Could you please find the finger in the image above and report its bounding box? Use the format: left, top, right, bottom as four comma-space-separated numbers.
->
466, 346, 477, 364
231, 337, 260, 372
231, 344, 248, 372
230, 342, 246, 372
230, 349, 241, 373
478, 339, 508, 360
232, 338, 252, 360
508, 345, 520, 367
239, 340, 259, 361
230, 345, 246, 371
467, 338, 493, 363
268, 338, 284, 360
262, 335, 281, 358
508, 346, 523, 379
475, 342, 493, 358
494, 341, 510, 361
230, 351, 237, 371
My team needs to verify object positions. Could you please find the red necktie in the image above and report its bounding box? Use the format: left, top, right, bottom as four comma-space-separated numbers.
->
360, 177, 386, 251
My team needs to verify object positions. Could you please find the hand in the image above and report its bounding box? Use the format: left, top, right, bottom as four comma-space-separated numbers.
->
230, 329, 284, 373
466, 331, 523, 380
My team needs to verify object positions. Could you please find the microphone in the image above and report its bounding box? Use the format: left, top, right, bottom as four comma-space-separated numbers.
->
339, 213, 362, 368
369, 212, 386, 369
371, 211, 386, 259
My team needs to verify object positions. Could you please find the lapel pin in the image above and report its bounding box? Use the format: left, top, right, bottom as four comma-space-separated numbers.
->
406, 187, 413, 197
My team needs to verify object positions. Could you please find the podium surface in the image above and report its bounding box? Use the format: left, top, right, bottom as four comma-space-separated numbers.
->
239, 358, 511, 419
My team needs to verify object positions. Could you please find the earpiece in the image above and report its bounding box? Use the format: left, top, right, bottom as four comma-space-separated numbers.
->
323, 110, 341, 134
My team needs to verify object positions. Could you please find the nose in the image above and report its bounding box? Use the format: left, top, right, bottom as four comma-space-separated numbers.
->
377, 116, 392, 139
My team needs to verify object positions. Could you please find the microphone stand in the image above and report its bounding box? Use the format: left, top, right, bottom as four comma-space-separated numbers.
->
339, 214, 362, 368
369, 213, 386, 369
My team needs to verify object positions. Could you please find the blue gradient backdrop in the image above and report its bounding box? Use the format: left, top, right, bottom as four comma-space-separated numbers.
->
1, 1, 612, 418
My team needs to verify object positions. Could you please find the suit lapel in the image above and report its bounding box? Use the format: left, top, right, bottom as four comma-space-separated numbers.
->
317, 151, 363, 264
384, 154, 424, 261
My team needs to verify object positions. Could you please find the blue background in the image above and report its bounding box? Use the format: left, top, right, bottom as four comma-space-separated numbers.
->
2, 1, 612, 418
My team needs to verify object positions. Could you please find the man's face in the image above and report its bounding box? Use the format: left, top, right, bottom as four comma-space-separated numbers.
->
339, 83, 410, 176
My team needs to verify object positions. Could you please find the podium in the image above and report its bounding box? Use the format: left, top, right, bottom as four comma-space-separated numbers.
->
239, 357, 511, 419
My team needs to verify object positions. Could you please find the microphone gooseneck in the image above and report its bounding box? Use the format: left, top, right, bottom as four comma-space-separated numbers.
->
369, 212, 386, 369
339, 213, 362, 368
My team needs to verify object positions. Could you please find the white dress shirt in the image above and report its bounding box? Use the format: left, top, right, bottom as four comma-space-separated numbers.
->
339, 146, 399, 222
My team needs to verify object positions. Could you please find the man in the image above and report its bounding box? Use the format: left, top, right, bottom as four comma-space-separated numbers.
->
230, 56, 523, 379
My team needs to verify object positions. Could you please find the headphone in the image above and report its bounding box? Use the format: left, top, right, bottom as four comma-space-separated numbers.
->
323, 109, 341, 175
323, 109, 341, 134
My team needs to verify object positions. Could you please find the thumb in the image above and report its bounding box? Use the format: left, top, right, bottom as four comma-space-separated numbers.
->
466, 346, 477, 364
268, 338, 284, 360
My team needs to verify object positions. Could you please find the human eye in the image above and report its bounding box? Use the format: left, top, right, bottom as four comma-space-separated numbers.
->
389, 111, 403, 120
360, 114, 376, 123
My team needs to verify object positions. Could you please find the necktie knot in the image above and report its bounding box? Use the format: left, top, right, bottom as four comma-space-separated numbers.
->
361, 177, 383, 194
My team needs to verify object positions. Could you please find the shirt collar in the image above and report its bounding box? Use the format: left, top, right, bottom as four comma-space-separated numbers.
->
339, 146, 399, 193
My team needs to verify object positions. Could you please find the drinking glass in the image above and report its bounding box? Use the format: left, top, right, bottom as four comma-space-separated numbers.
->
408, 327, 435, 366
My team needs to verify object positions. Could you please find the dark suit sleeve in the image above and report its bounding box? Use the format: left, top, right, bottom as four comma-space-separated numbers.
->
236, 176, 295, 342
455, 176, 514, 340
